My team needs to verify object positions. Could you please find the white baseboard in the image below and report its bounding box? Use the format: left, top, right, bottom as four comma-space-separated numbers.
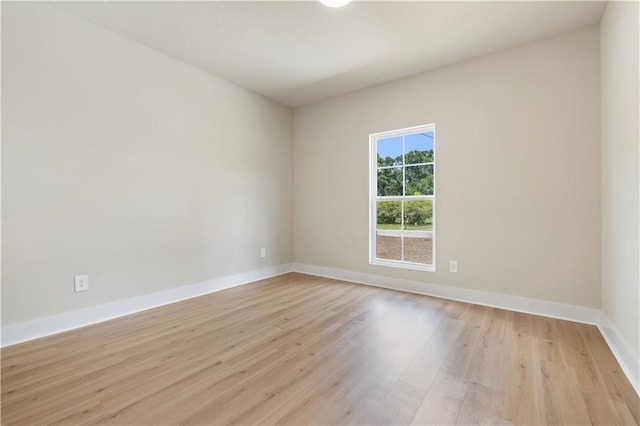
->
598, 312, 640, 395
1, 263, 294, 348
292, 263, 600, 324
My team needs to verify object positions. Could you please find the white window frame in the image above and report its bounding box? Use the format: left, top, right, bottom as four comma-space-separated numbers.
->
369, 123, 436, 272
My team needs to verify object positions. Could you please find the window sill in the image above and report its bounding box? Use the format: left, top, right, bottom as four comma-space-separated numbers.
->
370, 258, 435, 272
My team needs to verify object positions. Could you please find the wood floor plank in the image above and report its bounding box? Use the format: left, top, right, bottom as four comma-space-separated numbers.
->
1, 272, 638, 425
502, 333, 545, 425
456, 382, 514, 425
540, 360, 593, 425
410, 371, 469, 425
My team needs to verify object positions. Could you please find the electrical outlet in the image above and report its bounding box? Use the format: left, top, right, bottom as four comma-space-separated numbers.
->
260, 248, 267, 258
449, 260, 458, 274
74, 275, 89, 292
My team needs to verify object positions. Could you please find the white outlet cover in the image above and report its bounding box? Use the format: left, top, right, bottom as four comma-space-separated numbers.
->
449, 261, 458, 274
75, 275, 89, 292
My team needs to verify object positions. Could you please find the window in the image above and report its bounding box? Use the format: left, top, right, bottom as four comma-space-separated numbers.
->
369, 124, 435, 271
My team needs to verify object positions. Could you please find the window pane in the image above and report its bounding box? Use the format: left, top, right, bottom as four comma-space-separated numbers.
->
403, 234, 433, 264
403, 200, 433, 230
377, 167, 402, 196
376, 201, 402, 261
377, 136, 402, 167
405, 164, 434, 196
403, 200, 433, 264
405, 132, 434, 164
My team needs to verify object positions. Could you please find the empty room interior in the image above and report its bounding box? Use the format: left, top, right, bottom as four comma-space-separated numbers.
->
1, 0, 639, 424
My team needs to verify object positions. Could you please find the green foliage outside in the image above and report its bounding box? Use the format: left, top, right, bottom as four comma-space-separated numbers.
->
404, 149, 434, 165
378, 149, 433, 167
406, 165, 434, 196
377, 168, 403, 196
376, 200, 433, 228
377, 201, 402, 225
377, 150, 434, 196
376, 149, 434, 228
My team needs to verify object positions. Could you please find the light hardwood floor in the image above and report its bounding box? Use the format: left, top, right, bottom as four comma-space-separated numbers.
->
1, 273, 638, 425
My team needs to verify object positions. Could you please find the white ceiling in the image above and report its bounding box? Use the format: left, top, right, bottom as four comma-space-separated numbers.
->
55, 1, 607, 108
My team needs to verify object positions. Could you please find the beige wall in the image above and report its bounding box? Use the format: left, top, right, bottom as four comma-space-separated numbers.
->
1, 3, 293, 326
1, 4, 612, 331
293, 26, 601, 308
600, 1, 640, 359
